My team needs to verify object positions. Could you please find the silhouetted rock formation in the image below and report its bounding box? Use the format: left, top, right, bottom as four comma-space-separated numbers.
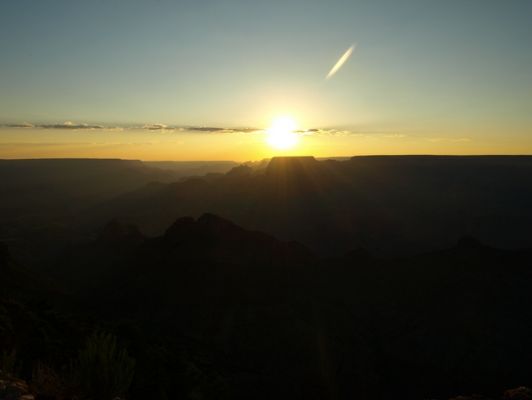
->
0, 158, 233, 226
162, 213, 313, 267
266, 156, 319, 176
3, 158, 532, 399
98, 219, 145, 245
448, 386, 532, 400
225, 164, 253, 177
503, 387, 532, 400
24, 212, 528, 399
73, 156, 532, 257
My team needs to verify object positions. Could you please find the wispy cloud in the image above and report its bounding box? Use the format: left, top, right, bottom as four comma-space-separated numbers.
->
186, 126, 226, 132
39, 121, 105, 129
142, 124, 170, 130
2, 121, 397, 138
1, 121, 261, 133
4, 122, 35, 128
138, 125, 262, 134
2, 121, 106, 130
183, 126, 261, 133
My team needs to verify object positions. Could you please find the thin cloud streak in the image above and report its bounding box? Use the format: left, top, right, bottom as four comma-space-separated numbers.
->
1, 121, 261, 133
2, 121, 399, 137
4, 123, 34, 128
2, 121, 106, 130
326, 44, 356, 80
40, 122, 105, 129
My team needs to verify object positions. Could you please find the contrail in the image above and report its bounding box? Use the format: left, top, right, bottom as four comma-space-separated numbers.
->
326, 44, 356, 80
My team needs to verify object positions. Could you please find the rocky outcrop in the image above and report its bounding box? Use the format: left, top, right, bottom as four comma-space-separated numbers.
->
503, 387, 532, 400
97, 219, 145, 245
163, 213, 313, 267
448, 387, 532, 400
0, 375, 34, 400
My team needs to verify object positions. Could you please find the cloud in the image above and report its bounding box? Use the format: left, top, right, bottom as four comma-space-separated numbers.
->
143, 124, 170, 130
1, 121, 261, 133
180, 126, 260, 133
1, 121, 126, 131
3, 122, 34, 128
300, 128, 362, 136
38, 121, 105, 129
186, 126, 226, 132
2, 121, 383, 137
137, 125, 262, 133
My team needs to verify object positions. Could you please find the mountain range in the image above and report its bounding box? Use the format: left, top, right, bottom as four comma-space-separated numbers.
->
3, 212, 532, 399
2, 156, 532, 399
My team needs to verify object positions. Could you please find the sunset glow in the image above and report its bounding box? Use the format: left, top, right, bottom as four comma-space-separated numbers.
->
1, 1, 532, 161
266, 116, 299, 150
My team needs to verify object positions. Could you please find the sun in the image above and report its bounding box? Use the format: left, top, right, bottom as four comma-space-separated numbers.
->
266, 116, 299, 150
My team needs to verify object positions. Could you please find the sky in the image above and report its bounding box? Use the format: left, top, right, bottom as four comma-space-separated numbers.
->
1, 0, 531, 161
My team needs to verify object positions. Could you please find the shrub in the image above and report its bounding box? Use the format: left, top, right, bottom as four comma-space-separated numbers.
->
71, 332, 135, 400
0, 349, 19, 376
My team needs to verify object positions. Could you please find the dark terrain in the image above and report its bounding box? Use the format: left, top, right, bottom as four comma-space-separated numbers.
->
82, 155, 532, 255
1, 156, 532, 399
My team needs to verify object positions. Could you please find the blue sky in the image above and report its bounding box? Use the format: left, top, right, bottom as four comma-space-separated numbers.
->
1, 0, 531, 159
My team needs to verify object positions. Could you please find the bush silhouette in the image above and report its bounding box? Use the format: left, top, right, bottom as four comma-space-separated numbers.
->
0, 349, 19, 376
71, 332, 135, 400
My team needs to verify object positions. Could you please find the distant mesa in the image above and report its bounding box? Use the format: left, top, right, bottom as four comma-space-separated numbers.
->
268, 155, 317, 165
266, 156, 319, 176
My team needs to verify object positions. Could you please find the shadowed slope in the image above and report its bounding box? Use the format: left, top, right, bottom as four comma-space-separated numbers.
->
82, 156, 532, 256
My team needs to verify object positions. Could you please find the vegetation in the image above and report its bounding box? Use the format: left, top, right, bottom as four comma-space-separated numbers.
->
71, 332, 136, 400
0, 349, 18, 376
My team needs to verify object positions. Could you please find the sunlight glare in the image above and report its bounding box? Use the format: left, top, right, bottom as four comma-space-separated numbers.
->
266, 116, 299, 150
